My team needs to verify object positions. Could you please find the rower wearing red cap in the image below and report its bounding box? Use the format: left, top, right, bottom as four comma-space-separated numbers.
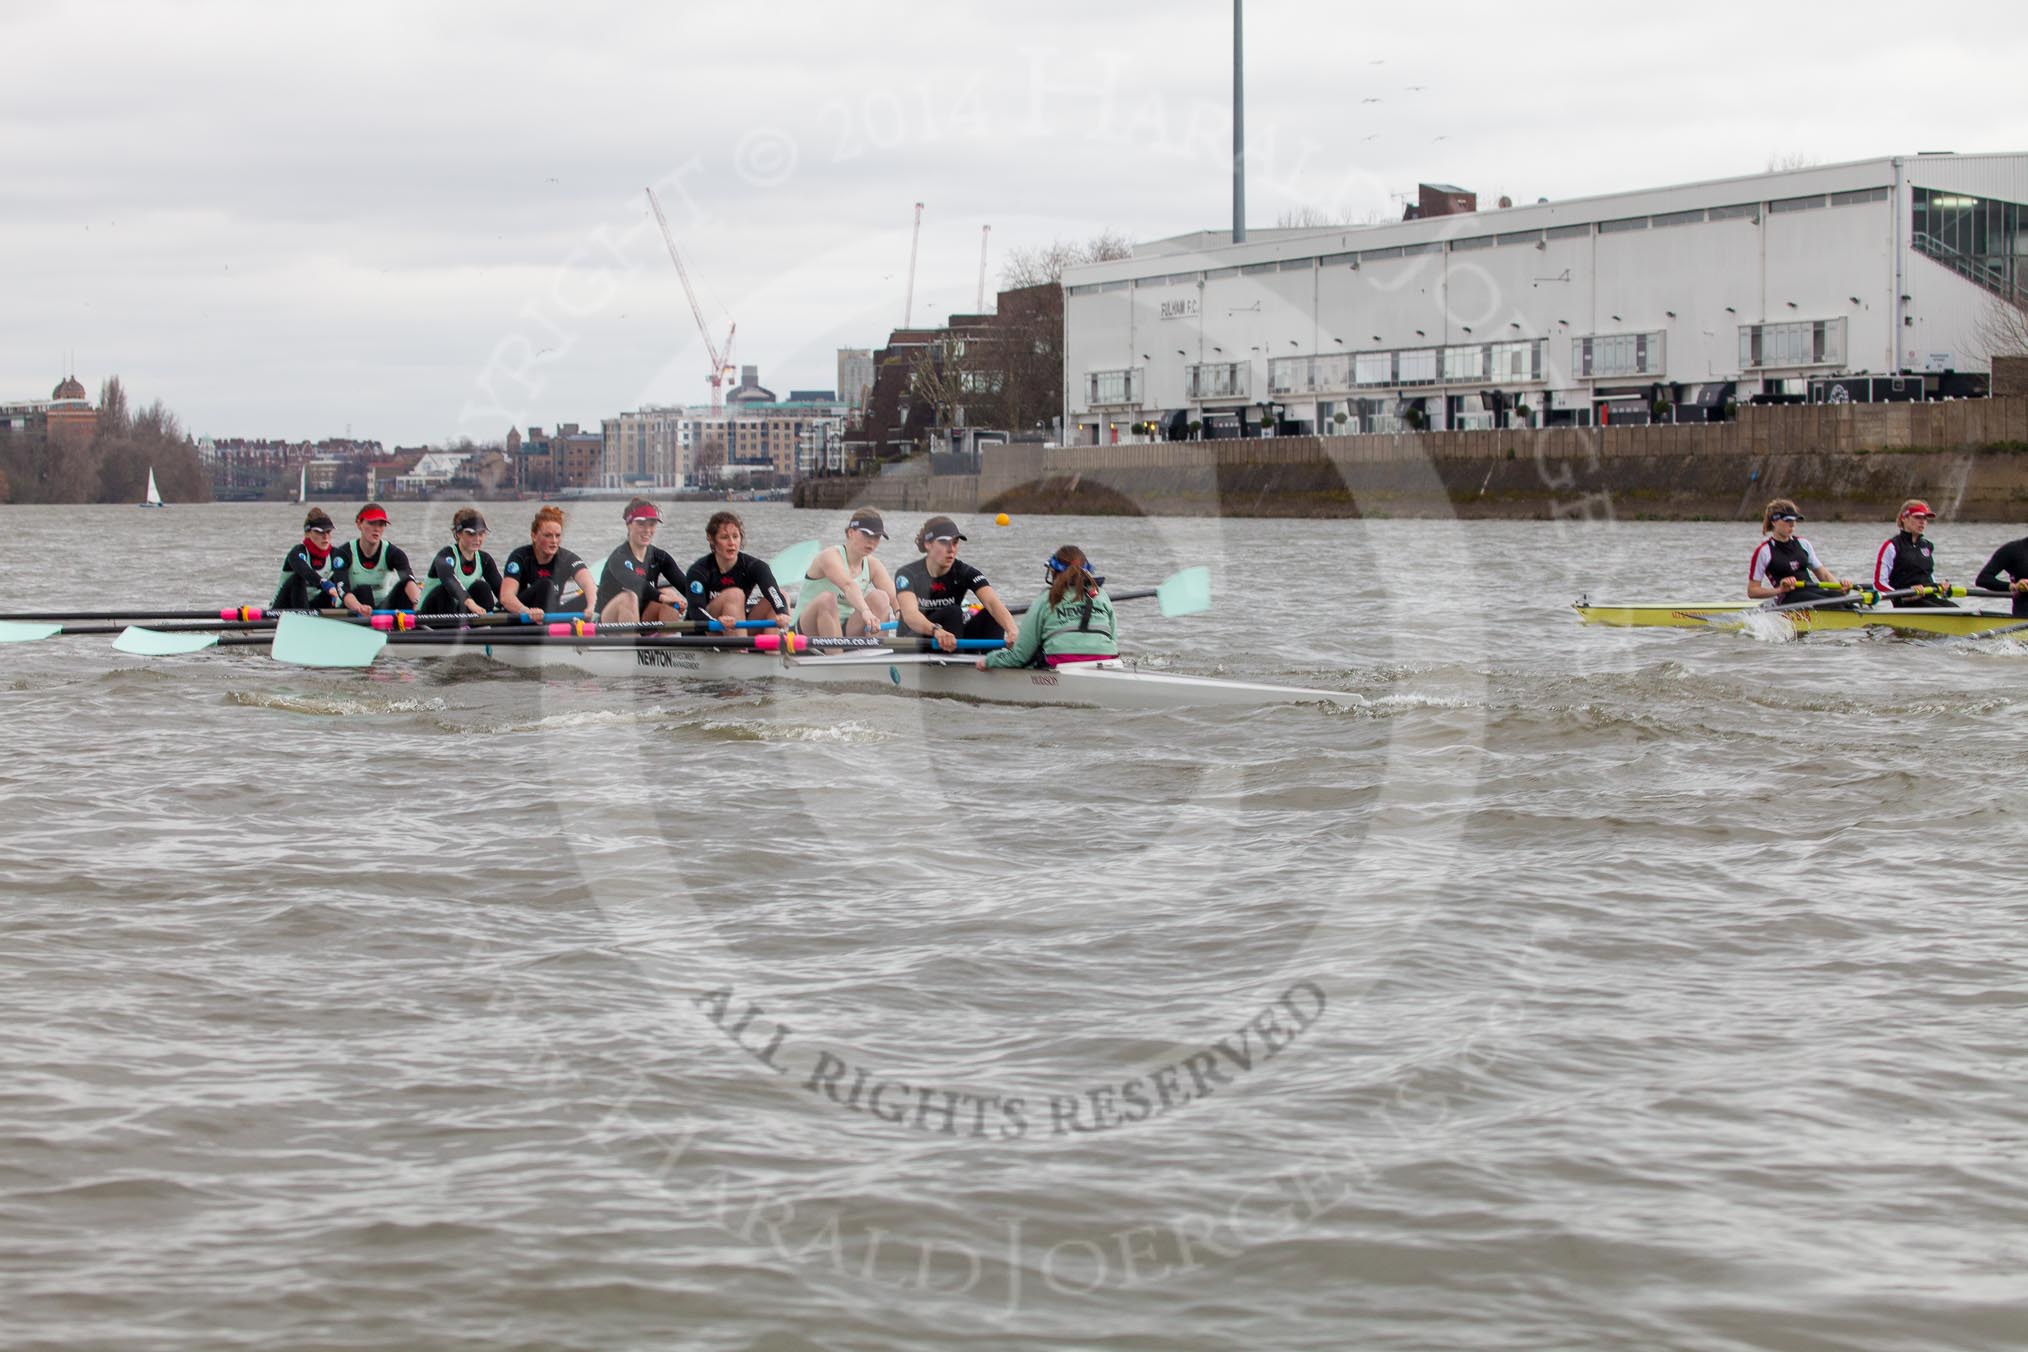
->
331, 503, 422, 615
596, 498, 688, 624
1873, 500, 1951, 608
1747, 498, 1847, 604
793, 507, 897, 638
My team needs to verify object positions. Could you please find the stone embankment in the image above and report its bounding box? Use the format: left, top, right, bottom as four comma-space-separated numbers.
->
796, 396, 2028, 522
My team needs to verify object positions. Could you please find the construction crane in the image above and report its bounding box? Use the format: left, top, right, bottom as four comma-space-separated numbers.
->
902, 202, 924, 328
645, 187, 737, 415
975, 224, 991, 312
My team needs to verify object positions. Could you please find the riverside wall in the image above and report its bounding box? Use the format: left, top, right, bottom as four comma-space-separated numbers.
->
795, 396, 2028, 522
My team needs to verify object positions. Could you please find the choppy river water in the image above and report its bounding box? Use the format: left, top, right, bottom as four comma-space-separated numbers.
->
1, 500, 2024, 1350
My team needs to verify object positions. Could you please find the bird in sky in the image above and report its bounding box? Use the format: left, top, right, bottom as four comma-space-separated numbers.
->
1362, 97, 1382, 103
1362, 134, 1381, 142
1432, 135, 1450, 142
1405, 84, 1427, 92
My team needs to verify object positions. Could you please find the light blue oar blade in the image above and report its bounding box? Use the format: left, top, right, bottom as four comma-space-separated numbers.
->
0, 621, 62, 643
270, 613, 387, 667
114, 627, 221, 656
767, 539, 821, 589
1155, 566, 1213, 617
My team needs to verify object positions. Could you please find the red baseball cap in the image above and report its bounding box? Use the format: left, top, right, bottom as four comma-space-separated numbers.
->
355, 504, 389, 524
1901, 500, 1936, 518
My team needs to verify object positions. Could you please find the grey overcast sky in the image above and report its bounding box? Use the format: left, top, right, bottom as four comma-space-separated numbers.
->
4, 0, 2025, 445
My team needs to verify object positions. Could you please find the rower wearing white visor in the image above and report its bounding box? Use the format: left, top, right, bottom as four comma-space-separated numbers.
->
893, 515, 1018, 653
1747, 499, 1847, 605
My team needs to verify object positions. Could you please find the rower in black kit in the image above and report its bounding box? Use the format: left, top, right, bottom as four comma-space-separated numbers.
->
682, 511, 789, 629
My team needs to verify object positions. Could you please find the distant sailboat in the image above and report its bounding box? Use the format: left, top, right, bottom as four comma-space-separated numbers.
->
291, 464, 307, 504
138, 466, 167, 509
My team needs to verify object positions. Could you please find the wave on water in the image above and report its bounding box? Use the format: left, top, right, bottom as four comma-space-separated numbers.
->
225, 689, 450, 718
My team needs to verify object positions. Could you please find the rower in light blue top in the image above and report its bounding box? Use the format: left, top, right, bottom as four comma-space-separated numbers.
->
794, 507, 898, 638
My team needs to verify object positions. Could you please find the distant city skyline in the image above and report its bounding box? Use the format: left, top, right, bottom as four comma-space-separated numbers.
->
4, 1, 2026, 444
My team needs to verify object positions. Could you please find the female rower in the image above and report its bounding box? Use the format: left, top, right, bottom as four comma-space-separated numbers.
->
681, 510, 790, 630
794, 507, 897, 638
1747, 499, 1847, 604
1975, 530, 2028, 617
893, 515, 1017, 653
271, 507, 344, 610
331, 503, 422, 615
500, 504, 598, 622
416, 507, 503, 617
1872, 499, 1950, 608
980, 545, 1118, 670
595, 498, 687, 624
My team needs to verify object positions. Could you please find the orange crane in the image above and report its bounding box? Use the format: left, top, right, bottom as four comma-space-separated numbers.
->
645, 187, 736, 415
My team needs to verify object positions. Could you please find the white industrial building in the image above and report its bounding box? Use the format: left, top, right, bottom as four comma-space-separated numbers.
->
1060, 152, 2026, 442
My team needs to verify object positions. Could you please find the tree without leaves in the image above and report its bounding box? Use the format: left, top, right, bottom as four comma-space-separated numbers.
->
998, 230, 1132, 289
1970, 290, 2028, 362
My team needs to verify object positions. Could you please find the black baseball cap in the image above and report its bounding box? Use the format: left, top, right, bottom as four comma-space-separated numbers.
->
847, 509, 888, 538
919, 515, 966, 543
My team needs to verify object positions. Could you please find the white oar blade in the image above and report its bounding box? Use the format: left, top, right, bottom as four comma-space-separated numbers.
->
271, 613, 386, 667
114, 627, 221, 656
1155, 566, 1212, 617
767, 539, 821, 588
0, 621, 62, 643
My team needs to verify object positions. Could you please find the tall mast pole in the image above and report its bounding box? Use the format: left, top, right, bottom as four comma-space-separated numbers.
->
1232, 0, 1246, 244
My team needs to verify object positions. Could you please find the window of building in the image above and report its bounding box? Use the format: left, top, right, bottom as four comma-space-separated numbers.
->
1240, 262, 1277, 276
1651, 208, 1706, 228
1574, 332, 1664, 378
1488, 340, 1542, 382
1442, 346, 1484, 380
1738, 318, 1845, 368
1354, 352, 1393, 385
1496, 230, 1542, 247
1086, 368, 1141, 405
1830, 187, 1890, 206
1769, 194, 1826, 213
1185, 362, 1250, 400
1545, 223, 1592, 240
1706, 202, 1760, 223
1278, 258, 1313, 272
1448, 235, 1494, 251
1598, 216, 1649, 234
1397, 349, 1438, 385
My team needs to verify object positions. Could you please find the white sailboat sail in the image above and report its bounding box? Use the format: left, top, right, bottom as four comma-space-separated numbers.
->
140, 466, 166, 508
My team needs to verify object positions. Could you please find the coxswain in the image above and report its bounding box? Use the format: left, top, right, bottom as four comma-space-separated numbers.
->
1975, 529, 2028, 618
681, 510, 790, 631
893, 515, 1017, 653
1872, 500, 1951, 608
1747, 499, 1847, 604
271, 508, 344, 611
416, 506, 503, 617
330, 503, 421, 615
794, 507, 897, 638
596, 498, 688, 624
979, 545, 1118, 670
500, 504, 597, 622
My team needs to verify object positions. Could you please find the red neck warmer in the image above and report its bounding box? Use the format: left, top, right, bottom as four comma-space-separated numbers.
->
302, 537, 331, 566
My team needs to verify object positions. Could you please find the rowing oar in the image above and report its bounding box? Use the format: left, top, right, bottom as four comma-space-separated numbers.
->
247, 614, 1005, 667
109, 612, 776, 658
1004, 566, 1212, 619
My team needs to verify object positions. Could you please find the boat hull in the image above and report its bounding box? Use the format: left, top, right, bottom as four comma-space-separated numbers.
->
392, 638, 1359, 709
1574, 602, 2023, 637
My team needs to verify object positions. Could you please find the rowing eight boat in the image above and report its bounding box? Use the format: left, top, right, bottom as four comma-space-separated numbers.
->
1573, 601, 2024, 637
380, 636, 1360, 710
